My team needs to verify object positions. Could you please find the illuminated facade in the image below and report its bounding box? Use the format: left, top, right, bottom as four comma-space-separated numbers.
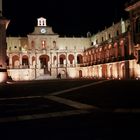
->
7, 17, 90, 80
6, 0, 140, 80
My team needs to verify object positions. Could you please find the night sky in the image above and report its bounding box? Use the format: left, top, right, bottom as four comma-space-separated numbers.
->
3, 0, 130, 37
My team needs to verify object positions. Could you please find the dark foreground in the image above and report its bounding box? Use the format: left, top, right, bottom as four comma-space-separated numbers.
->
0, 79, 140, 140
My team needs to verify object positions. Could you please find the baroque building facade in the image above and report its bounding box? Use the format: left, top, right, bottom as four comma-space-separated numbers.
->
6, 0, 140, 81
7, 17, 90, 80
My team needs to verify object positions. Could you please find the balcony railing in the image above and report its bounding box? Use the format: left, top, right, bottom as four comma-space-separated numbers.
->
7, 65, 29, 69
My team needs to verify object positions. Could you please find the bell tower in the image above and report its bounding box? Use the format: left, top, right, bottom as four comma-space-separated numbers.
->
0, 0, 10, 83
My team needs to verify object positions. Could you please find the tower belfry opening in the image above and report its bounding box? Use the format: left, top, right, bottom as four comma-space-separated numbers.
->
37, 17, 47, 27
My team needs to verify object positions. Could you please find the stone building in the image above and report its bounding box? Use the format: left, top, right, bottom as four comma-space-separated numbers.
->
6, 0, 140, 81
82, 0, 140, 80
6, 17, 90, 80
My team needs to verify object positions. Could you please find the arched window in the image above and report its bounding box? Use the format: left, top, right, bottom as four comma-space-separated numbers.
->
31, 41, 35, 49
59, 54, 66, 65
77, 54, 83, 64
22, 55, 29, 66
12, 55, 19, 68
68, 54, 74, 64
39, 55, 50, 68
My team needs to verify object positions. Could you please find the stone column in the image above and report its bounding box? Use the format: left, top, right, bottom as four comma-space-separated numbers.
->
19, 54, 22, 68
56, 52, 59, 76
74, 53, 77, 66
0, 11, 10, 82
9, 54, 12, 68
29, 53, 32, 69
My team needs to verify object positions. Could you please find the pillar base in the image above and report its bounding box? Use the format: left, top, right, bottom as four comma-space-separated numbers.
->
0, 69, 8, 83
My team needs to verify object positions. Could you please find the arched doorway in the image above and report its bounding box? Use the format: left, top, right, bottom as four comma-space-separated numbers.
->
39, 55, 50, 74
79, 70, 82, 78
12, 55, 19, 68
22, 55, 29, 68
59, 54, 66, 65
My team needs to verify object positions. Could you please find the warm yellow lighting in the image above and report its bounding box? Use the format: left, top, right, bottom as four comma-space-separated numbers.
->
98, 66, 102, 78
69, 71, 76, 78
0, 72, 7, 83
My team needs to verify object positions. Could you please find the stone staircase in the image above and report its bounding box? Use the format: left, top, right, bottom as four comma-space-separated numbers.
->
35, 74, 56, 80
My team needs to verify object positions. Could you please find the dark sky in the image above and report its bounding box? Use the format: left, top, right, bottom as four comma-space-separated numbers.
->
3, 0, 130, 37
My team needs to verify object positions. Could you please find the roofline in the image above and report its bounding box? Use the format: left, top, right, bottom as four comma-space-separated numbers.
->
125, 1, 140, 11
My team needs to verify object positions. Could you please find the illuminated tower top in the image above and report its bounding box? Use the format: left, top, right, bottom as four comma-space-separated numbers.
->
37, 17, 47, 27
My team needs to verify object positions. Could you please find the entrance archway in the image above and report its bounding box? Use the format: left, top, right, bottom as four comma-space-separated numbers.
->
12, 55, 19, 68
22, 55, 29, 68
59, 54, 66, 65
39, 55, 50, 74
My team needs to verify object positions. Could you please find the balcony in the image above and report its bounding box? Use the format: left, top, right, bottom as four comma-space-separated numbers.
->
58, 64, 67, 68
8, 65, 29, 69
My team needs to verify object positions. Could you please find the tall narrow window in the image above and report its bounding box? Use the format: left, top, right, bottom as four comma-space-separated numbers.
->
31, 41, 34, 49
42, 41, 46, 49
39, 20, 42, 26
43, 20, 45, 26
60, 58, 63, 64
53, 41, 56, 48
